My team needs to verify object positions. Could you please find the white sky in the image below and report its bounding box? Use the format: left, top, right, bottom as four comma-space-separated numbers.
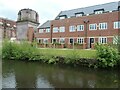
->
0, 0, 119, 25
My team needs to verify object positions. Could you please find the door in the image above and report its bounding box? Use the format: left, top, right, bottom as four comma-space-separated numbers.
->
89, 38, 94, 48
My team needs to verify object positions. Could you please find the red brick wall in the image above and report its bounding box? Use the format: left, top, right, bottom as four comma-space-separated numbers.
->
35, 11, 119, 49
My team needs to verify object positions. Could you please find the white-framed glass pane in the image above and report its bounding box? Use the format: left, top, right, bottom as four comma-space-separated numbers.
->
69, 26, 76, 32
77, 25, 84, 31
77, 38, 84, 44
95, 11, 103, 14
46, 28, 50, 33
39, 29, 43, 33
59, 27, 65, 32
114, 21, 120, 29
89, 24, 97, 30
53, 27, 59, 33
43, 39, 48, 44
76, 14, 83, 17
60, 16, 65, 19
99, 37, 107, 44
59, 38, 65, 43
99, 23, 107, 30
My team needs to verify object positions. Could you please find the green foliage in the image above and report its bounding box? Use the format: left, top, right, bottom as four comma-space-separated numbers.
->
95, 43, 119, 68
2, 40, 39, 60
64, 50, 80, 64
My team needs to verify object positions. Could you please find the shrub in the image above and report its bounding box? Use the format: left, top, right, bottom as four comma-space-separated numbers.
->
95, 43, 119, 68
2, 40, 39, 60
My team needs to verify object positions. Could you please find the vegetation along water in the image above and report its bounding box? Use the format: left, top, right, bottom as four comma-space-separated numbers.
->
2, 40, 120, 68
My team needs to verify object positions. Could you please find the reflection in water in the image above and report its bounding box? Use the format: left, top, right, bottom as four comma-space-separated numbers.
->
2, 72, 16, 88
36, 75, 54, 88
2, 60, 120, 88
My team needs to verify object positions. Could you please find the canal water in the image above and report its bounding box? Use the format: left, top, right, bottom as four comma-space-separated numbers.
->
2, 60, 120, 88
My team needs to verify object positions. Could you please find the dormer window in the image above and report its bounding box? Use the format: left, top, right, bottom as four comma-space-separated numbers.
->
75, 12, 84, 17
118, 6, 120, 11
94, 9, 104, 14
59, 15, 67, 19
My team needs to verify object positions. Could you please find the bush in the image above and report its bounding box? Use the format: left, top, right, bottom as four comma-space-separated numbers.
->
2, 40, 39, 60
95, 43, 119, 68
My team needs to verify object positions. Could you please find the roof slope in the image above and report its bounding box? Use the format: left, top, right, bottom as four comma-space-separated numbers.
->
38, 20, 51, 29
55, 1, 120, 19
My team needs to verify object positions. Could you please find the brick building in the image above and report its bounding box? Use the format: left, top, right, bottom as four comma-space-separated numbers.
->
36, 1, 120, 49
0, 17, 16, 39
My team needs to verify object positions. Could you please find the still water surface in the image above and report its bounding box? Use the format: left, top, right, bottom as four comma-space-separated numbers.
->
2, 60, 120, 88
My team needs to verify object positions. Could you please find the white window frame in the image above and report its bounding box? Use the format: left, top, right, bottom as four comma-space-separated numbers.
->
99, 37, 107, 44
95, 11, 103, 14
43, 38, 49, 44
39, 29, 44, 33
89, 24, 97, 30
46, 28, 50, 33
76, 14, 83, 17
114, 21, 120, 29
77, 25, 84, 31
77, 37, 84, 44
59, 38, 65, 44
69, 25, 76, 32
59, 16, 65, 19
53, 27, 59, 33
59, 26, 65, 32
99, 23, 107, 30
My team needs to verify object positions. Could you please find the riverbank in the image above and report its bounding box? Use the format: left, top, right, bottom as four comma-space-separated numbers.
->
2, 40, 120, 68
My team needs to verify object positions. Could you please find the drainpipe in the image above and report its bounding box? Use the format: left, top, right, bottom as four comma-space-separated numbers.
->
84, 19, 89, 49
51, 25, 53, 43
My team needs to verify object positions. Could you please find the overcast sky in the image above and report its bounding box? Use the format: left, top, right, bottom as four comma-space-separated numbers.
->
0, 0, 119, 25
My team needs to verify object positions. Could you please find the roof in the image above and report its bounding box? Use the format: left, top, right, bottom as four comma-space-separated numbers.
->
38, 20, 51, 29
55, 1, 120, 19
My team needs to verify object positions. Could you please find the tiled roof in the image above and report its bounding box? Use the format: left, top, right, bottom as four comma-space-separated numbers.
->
55, 1, 120, 19
38, 20, 51, 29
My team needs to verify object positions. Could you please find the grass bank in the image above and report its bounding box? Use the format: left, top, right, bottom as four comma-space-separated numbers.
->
38, 48, 96, 59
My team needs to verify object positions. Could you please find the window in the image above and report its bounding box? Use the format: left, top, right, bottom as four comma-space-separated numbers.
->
59, 16, 65, 19
38, 39, 43, 43
39, 29, 44, 33
76, 14, 83, 17
46, 28, 50, 33
95, 11, 103, 14
43, 39, 48, 44
59, 38, 65, 44
77, 38, 84, 44
113, 36, 120, 44
69, 26, 76, 32
99, 23, 107, 30
114, 21, 120, 29
99, 37, 107, 44
53, 27, 59, 33
69, 38, 74, 44
89, 24, 97, 30
7, 23, 10, 26
77, 25, 84, 31
52, 38, 57, 43
59, 26, 65, 32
